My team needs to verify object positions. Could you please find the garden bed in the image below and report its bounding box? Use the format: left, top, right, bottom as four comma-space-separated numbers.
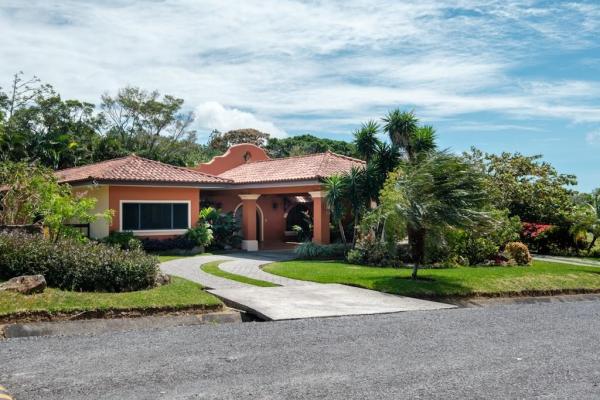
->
263, 260, 600, 299
0, 277, 222, 323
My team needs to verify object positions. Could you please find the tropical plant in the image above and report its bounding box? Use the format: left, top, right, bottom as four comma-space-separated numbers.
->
382, 109, 419, 161
198, 207, 241, 249
353, 120, 381, 162
390, 151, 494, 278
323, 175, 348, 245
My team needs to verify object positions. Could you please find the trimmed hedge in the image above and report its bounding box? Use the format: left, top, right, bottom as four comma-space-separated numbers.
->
0, 231, 158, 292
294, 242, 347, 260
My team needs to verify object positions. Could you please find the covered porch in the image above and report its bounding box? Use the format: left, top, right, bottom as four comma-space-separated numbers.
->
202, 186, 330, 251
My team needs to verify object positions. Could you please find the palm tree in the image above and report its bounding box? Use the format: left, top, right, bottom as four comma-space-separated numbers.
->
412, 125, 437, 156
394, 151, 493, 279
342, 166, 366, 246
353, 120, 380, 162
382, 109, 418, 162
323, 175, 348, 245
372, 141, 401, 187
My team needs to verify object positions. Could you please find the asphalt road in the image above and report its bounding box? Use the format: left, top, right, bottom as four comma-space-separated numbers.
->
1, 300, 600, 399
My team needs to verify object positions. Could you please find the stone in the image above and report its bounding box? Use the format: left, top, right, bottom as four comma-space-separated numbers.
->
0, 275, 46, 295
155, 272, 171, 286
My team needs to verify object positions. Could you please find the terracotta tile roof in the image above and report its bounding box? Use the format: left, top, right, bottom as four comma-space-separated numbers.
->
218, 151, 365, 184
55, 155, 230, 185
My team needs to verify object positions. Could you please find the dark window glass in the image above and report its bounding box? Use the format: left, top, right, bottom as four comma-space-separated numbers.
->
173, 203, 188, 229
140, 203, 172, 230
122, 203, 140, 230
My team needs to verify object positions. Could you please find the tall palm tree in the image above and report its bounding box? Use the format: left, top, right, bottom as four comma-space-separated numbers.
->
353, 120, 380, 162
382, 109, 418, 162
323, 175, 348, 245
412, 125, 437, 156
394, 150, 492, 278
342, 166, 366, 246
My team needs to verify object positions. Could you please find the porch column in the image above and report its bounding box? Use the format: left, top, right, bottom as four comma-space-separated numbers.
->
239, 194, 260, 251
309, 191, 330, 245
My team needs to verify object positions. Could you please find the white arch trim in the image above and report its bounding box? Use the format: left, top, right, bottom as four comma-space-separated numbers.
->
233, 202, 265, 242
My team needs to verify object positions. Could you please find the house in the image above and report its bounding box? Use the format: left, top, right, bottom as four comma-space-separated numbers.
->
56, 144, 364, 251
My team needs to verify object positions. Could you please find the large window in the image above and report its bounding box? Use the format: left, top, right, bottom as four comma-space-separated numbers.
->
121, 202, 189, 231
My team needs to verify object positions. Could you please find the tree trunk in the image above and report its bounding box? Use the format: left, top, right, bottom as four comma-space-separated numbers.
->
408, 225, 426, 279
338, 220, 347, 246
352, 215, 359, 248
588, 235, 597, 252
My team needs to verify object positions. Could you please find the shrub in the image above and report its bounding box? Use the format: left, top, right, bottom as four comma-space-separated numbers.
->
294, 242, 347, 260
140, 236, 196, 252
346, 231, 399, 267
0, 231, 158, 292
504, 242, 532, 266
199, 207, 240, 249
185, 223, 213, 248
102, 231, 142, 250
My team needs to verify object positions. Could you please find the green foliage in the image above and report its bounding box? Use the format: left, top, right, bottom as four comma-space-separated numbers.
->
185, 223, 214, 248
266, 134, 357, 158
353, 120, 381, 162
346, 231, 397, 267
0, 161, 111, 241
102, 231, 142, 251
464, 148, 577, 225
207, 128, 270, 153
0, 231, 158, 292
294, 242, 347, 260
504, 242, 532, 266
198, 206, 241, 249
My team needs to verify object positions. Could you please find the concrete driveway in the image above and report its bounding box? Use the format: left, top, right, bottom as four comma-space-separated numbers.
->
161, 252, 455, 320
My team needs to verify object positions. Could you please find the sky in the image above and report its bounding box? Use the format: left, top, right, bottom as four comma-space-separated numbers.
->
1, 0, 599, 191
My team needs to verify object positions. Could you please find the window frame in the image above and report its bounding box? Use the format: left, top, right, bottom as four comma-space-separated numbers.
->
119, 200, 191, 236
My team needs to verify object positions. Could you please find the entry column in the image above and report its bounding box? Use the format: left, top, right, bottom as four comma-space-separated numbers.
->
309, 191, 330, 245
239, 194, 261, 251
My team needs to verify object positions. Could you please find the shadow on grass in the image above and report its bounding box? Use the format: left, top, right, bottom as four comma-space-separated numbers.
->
367, 275, 473, 299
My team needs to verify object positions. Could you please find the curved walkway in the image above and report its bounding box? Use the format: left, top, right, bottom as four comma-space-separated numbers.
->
160, 251, 310, 289
535, 255, 600, 267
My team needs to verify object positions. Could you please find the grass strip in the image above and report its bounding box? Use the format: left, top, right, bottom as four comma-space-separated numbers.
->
201, 260, 279, 287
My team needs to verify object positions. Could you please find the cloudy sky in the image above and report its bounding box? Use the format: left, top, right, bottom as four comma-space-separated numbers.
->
1, 0, 599, 190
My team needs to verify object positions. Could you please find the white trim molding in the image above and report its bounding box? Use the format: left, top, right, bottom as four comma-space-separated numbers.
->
309, 191, 326, 198
119, 200, 192, 235
238, 194, 261, 200
241, 240, 259, 252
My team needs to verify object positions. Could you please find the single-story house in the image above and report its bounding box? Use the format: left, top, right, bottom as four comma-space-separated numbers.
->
56, 144, 364, 251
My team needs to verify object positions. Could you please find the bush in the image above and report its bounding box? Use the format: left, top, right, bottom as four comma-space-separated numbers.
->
346, 231, 400, 267
0, 231, 158, 292
200, 208, 241, 250
140, 236, 196, 252
504, 242, 532, 266
185, 223, 213, 248
294, 242, 347, 260
102, 231, 142, 250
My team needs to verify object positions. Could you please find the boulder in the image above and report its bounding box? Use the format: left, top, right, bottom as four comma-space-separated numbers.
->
0, 275, 46, 295
155, 272, 171, 286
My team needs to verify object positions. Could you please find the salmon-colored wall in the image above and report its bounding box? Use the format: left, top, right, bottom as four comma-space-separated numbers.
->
108, 186, 200, 237
195, 144, 270, 175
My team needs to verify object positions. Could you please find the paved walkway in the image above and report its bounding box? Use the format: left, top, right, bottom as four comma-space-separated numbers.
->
535, 254, 600, 267
161, 251, 455, 320
159, 251, 306, 289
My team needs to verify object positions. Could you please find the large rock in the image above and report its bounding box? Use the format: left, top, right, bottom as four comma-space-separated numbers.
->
0, 275, 47, 295
155, 272, 171, 287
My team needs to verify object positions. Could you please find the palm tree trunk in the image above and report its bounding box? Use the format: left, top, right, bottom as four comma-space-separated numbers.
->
588, 235, 598, 252
408, 226, 425, 279
338, 220, 347, 246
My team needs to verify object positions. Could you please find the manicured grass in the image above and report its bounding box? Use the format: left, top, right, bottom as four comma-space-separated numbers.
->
263, 260, 600, 298
157, 253, 212, 263
201, 260, 278, 287
0, 277, 222, 317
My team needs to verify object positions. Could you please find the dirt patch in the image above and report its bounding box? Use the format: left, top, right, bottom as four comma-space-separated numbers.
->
0, 303, 223, 324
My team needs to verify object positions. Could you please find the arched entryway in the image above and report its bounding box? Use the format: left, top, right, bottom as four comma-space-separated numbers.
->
234, 203, 264, 242
284, 203, 312, 241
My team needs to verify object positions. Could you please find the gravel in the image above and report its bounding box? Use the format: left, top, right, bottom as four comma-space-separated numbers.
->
1, 300, 600, 399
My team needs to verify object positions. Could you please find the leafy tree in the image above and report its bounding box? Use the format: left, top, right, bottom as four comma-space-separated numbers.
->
390, 151, 493, 278
464, 148, 577, 224
353, 120, 380, 162
266, 134, 357, 158
571, 189, 600, 251
207, 128, 270, 153
0, 161, 111, 241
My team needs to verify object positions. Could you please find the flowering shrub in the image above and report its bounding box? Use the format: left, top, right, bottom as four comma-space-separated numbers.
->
0, 231, 158, 292
504, 241, 532, 266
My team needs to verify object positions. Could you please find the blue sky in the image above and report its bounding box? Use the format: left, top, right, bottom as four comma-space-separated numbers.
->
1, 0, 599, 191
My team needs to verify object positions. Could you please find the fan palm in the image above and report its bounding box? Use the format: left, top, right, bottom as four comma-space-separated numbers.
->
394, 150, 493, 278
382, 109, 418, 161
353, 120, 380, 162
323, 175, 348, 245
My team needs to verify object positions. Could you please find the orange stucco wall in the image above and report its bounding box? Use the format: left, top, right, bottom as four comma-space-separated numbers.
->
108, 186, 200, 238
194, 144, 270, 175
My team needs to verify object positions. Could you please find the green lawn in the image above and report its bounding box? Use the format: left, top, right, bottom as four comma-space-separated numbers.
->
0, 277, 222, 317
201, 260, 278, 287
263, 260, 600, 298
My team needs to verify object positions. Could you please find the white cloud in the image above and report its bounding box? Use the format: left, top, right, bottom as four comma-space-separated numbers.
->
194, 102, 286, 138
586, 131, 600, 145
0, 0, 599, 134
